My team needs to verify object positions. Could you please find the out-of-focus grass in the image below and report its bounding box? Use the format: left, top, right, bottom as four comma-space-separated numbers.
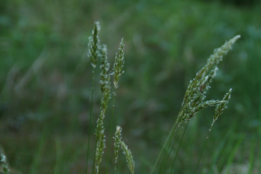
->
0, 0, 261, 173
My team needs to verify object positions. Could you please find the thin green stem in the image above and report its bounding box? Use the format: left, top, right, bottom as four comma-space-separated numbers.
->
150, 121, 178, 174
54, 137, 61, 174
106, 92, 116, 174
169, 123, 188, 174
247, 138, 255, 174
92, 139, 98, 174
157, 147, 170, 174
194, 132, 210, 174
86, 70, 95, 174
158, 124, 181, 174
157, 142, 174, 174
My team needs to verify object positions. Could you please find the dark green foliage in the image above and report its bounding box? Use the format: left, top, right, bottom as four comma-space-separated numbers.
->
202, 0, 259, 7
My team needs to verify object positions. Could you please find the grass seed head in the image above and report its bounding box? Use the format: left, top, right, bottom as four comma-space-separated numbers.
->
113, 38, 125, 89
114, 126, 122, 170
121, 141, 135, 174
88, 21, 101, 68
100, 45, 111, 95
209, 88, 232, 132
214, 88, 232, 121
94, 44, 111, 174
179, 36, 239, 125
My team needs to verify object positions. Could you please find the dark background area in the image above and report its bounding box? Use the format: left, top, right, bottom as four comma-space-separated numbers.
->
0, 0, 261, 173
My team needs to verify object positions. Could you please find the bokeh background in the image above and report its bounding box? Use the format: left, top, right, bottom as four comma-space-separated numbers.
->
1, 0, 261, 173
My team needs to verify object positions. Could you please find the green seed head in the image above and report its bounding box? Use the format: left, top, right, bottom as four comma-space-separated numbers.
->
88, 21, 101, 68
113, 38, 125, 89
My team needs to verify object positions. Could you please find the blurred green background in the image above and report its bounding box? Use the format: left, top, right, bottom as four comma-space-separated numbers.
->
0, 0, 261, 173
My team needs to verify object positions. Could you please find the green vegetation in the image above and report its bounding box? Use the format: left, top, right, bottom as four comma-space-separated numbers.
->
1, 0, 261, 173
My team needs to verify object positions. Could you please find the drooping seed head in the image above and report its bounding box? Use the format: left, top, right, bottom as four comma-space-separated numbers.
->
179, 36, 239, 125
214, 88, 232, 120
182, 36, 240, 107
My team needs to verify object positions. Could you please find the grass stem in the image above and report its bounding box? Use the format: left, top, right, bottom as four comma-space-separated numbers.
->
194, 132, 210, 174
150, 121, 178, 174
86, 70, 95, 174
158, 123, 187, 174
169, 123, 188, 174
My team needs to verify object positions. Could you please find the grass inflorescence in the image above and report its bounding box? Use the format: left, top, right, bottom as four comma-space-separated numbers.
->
0, 21, 240, 174
85, 22, 134, 174
79, 22, 240, 174
151, 35, 240, 174
86, 21, 101, 174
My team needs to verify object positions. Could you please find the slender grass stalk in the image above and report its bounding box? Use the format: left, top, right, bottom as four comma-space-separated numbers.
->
105, 93, 116, 174
150, 121, 178, 174
54, 137, 62, 174
247, 139, 255, 174
194, 89, 232, 174
169, 123, 188, 174
219, 136, 236, 170
224, 136, 244, 174
85, 21, 100, 174
158, 123, 184, 174
258, 57, 261, 174
194, 131, 210, 174
92, 142, 97, 174
210, 126, 234, 174
86, 70, 95, 173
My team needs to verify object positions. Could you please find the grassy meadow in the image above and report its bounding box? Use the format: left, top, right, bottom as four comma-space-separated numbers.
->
0, 0, 261, 173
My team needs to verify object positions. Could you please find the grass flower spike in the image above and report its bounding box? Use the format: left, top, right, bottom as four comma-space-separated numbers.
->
179, 35, 240, 124
152, 35, 240, 174
121, 141, 135, 174
100, 45, 111, 95
86, 21, 101, 174
105, 39, 125, 173
88, 21, 100, 68
113, 126, 135, 174
95, 45, 111, 174
113, 126, 122, 170
209, 88, 232, 132
113, 38, 125, 89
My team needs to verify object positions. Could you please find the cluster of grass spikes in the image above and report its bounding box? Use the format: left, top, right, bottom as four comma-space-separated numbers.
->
85, 21, 135, 174
0, 22, 240, 174
151, 35, 240, 174
85, 21, 240, 174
